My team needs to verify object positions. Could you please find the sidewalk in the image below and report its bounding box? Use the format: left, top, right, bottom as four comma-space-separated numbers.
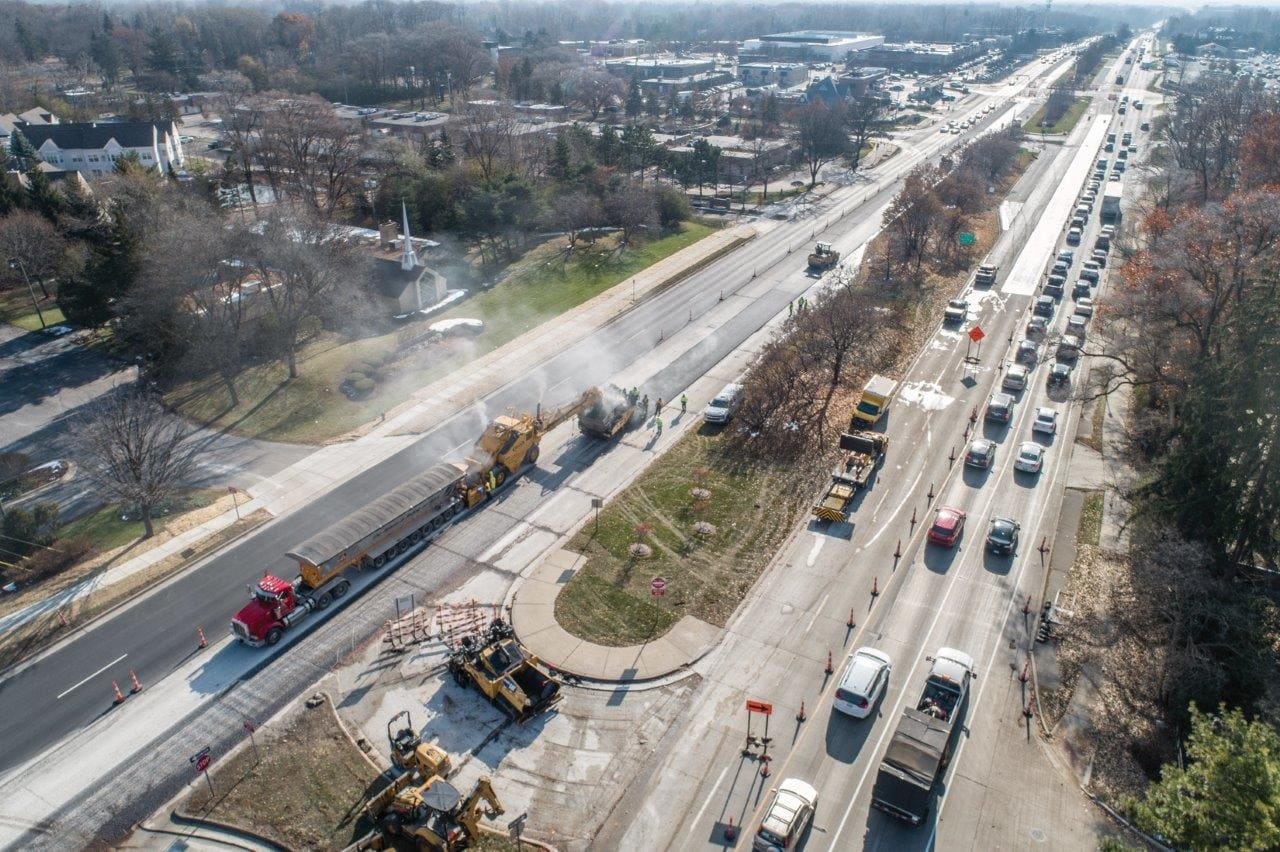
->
511, 550, 721, 681
0, 225, 756, 641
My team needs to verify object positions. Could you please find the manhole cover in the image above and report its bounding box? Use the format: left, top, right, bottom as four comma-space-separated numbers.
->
1029, 828, 1048, 843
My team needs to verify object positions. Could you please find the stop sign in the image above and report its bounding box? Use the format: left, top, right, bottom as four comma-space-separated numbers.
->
650, 577, 667, 597
194, 753, 211, 773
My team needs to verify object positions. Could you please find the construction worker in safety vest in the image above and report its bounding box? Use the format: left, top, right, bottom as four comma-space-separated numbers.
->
680, 394, 688, 414
655, 416, 663, 435
487, 469, 497, 494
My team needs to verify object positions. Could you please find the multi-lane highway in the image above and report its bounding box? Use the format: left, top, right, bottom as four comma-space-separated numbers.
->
600, 38, 1153, 852
0, 43, 1089, 848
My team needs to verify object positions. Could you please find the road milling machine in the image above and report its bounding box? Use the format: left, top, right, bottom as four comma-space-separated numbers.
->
448, 617, 561, 721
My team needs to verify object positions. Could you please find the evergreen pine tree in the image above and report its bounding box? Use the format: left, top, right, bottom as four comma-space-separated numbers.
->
25, 166, 64, 222
626, 79, 643, 118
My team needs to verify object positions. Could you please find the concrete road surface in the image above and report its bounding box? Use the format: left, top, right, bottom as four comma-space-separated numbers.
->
598, 41, 1149, 852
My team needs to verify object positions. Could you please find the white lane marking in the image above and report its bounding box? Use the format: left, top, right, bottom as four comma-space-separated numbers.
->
57, 653, 128, 700
687, 764, 730, 837
806, 535, 825, 567
804, 595, 829, 636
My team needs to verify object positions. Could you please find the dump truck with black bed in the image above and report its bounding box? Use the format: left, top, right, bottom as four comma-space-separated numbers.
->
871, 647, 975, 826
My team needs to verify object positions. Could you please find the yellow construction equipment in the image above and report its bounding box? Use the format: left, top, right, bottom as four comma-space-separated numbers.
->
456, 387, 604, 506
363, 773, 504, 851
387, 711, 452, 781
812, 430, 889, 522
448, 617, 561, 721
807, 241, 840, 273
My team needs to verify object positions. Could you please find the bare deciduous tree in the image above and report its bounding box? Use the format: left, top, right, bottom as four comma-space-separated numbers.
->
242, 208, 359, 379
458, 102, 518, 183
883, 164, 942, 282
604, 182, 657, 244
789, 100, 848, 188
555, 191, 602, 249
564, 67, 624, 121
255, 95, 362, 216
0, 210, 68, 297
77, 388, 201, 538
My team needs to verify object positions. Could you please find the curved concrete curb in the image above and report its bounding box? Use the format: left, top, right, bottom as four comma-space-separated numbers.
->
510, 549, 721, 684
168, 809, 292, 851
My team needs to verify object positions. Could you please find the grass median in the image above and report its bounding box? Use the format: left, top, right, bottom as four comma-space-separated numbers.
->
1024, 96, 1090, 136
556, 425, 820, 646
166, 221, 720, 444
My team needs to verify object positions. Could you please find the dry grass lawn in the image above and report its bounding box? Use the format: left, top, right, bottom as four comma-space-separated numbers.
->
185, 695, 379, 850
557, 426, 825, 646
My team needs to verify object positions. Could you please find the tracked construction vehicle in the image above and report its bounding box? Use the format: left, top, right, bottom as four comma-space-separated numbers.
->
448, 618, 561, 721
807, 241, 840, 273
358, 711, 505, 851
363, 770, 504, 851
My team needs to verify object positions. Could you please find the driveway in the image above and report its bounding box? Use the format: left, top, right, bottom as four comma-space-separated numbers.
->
0, 325, 311, 519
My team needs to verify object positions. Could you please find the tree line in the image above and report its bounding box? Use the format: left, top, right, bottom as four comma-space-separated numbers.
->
0, 0, 1158, 101
734, 127, 1026, 452
1069, 72, 1280, 848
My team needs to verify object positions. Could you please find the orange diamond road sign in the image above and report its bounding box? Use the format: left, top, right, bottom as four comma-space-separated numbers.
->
969, 325, 985, 342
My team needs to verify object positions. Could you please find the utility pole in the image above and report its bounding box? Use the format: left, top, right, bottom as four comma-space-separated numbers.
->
8, 258, 46, 330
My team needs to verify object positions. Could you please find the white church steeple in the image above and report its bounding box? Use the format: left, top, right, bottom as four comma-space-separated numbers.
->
400, 202, 419, 272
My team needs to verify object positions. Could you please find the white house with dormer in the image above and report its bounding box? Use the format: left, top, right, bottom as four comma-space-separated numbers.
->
16, 120, 185, 176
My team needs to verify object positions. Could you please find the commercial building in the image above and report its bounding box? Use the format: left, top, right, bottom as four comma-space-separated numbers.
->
854, 41, 989, 74
637, 71, 735, 96
737, 63, 808, 88
741, 31, 883, 63
590, 40, 650, 58
605, 56, 716, 80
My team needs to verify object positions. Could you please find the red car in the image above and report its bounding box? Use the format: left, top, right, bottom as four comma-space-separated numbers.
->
927, 506, 967, 547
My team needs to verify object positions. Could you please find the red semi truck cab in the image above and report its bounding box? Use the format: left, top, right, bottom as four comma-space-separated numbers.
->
231, 575, 301, 646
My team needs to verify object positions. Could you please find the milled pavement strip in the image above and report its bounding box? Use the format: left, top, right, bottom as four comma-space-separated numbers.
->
0, 227, 755, 641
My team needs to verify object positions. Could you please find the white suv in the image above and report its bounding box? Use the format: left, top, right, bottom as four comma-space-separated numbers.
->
833, 647, 893, 718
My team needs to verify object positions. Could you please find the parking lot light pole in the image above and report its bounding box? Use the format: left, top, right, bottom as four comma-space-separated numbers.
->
8, 258, 46, 330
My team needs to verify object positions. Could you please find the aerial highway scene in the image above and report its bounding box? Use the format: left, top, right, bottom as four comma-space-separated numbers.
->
0, 2, 1276, 851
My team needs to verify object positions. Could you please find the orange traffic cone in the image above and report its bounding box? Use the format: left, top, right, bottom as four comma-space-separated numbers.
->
197, 626, 207, 649
796, 701, 807, 722
825, 651, 834, 675
112, 681, 125, 704
130, 670, 143, 693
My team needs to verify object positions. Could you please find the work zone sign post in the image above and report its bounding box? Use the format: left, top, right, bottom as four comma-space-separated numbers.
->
189, 746, 214, 796
743, 699, 774, 760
